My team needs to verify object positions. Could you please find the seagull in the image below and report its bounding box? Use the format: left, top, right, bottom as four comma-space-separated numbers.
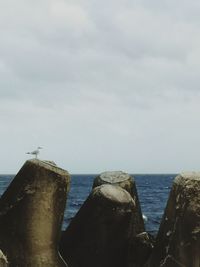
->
26, 147, 43, 159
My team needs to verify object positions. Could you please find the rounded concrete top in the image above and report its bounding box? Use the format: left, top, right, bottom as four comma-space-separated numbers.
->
174, 172, 200, 188
93, 184, 134, 204
100, 171, 130, 184
181, 172, 200, 180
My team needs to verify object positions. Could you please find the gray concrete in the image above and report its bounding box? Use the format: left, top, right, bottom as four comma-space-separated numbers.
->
147, 172, 200, 267
93, 171, 145, 234
0, 250, 8, 267
128, 232, 155, 267
0, 159, 70, 267
60, 184, 136, 267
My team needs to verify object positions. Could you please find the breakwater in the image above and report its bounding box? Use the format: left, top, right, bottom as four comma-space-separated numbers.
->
0, 160, 199, 266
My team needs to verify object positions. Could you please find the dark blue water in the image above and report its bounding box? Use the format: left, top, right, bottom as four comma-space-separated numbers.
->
0, 174, 175, 235
64, 174, 176, 235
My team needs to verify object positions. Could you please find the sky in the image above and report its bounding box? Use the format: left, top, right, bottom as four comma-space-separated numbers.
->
1, 0, 200, 174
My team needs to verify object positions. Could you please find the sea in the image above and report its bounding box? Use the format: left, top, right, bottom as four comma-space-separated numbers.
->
0, 174, 176, 236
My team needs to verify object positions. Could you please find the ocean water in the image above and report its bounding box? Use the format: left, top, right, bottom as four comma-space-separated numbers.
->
0, 174, 176, 235
64, 174, 175, 235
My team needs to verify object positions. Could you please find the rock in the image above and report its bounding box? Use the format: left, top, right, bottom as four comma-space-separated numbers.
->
128, 232, 155, 267
60, 184, 136, 267
93, 171, 145, 234
0, 159, 70, 267
147, 172, 200, 267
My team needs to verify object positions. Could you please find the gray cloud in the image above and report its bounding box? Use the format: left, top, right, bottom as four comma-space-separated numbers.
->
1, 0, 200, 173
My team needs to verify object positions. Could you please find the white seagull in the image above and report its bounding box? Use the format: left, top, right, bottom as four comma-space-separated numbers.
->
26, 147, 43, 159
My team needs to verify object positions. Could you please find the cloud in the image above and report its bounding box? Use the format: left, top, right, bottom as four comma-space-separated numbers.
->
1, 0, 200, 173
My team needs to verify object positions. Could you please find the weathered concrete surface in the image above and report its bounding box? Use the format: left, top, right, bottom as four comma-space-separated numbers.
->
147, 172, 200, 267
0, 250, 8, 267
128, 232, 155, 267
93, 171, 145, 234
0, 159, 70, 267
60, 184, 136, 267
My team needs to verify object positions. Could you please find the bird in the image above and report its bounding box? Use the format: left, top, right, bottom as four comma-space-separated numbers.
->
26, 147, 43, 159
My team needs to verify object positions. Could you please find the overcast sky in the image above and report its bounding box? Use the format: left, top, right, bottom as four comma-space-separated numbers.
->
1, 0, 200, 174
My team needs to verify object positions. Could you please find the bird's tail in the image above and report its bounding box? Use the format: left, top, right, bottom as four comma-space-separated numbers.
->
26, 152, 31, 154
